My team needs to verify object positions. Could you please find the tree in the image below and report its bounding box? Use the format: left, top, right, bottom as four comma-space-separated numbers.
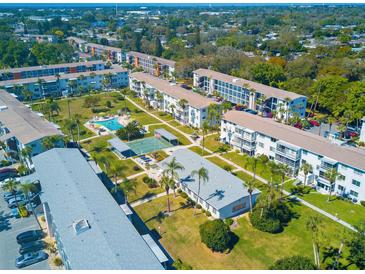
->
324, 168, 341, 202
116, 121, 143, 141
300, 162, 313, 185
201, 120, 210, 155
199, 219, 231, 252
154, 37, 163, 57
118, 179, 136, 204
246, 156, 259, 213
164, 157, 184, 198
306, 215, 323, 267
346, 222, 365, 269
18, 181, 42, 230
191, 167, 209, 215
270, 256, 317, 270
2, 179, 20, 209
276, 163, 290, 201
159, 174, 175, 213
42, 136, 61, 150
251, 63, 286, 87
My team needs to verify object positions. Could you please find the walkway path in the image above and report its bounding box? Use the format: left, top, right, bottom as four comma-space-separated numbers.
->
130, 192, 167, 208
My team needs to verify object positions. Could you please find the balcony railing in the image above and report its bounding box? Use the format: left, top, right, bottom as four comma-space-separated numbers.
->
275, 147, 300, 160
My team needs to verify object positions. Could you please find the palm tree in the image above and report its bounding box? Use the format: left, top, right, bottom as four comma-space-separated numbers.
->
306, 216, 323, 268
324, 168, 341, 202
327, 116, 336, 135
119, 179, 136, 204
300, 162, 313, 185
276, 163, 290, 201
246, 156, 259, 213
20, 146, 32, 168
160, 174, 174, 213
164, 157, 184, 197
201, 121, 210, 155
267, 161, 279, 208
72, 114, 82, 146
2, 179, 20, 209
98, 156, 110, 174
17, 164, 29, 176
18, 181, 42, 230
41, 136, 59, 150
191, 167, 209, 216
284, 97, 291, 124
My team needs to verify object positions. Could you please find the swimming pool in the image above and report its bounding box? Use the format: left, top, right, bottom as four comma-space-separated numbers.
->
93, 117, 124, 131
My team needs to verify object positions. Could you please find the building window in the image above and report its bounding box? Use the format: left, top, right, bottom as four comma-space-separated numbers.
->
302, 150, 308, 155
258, 142, 264, 148
338, 174, 345, 181
352, 180, 361, 187
232, 203, 244, 212
337, 185, 345, 191
350, 190, 358, 197
270, 146, 275, 152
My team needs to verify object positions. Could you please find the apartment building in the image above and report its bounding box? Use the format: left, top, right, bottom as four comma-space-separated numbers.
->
33, 148, 165, 270
221, 110, 365, 203
193, 68, 307, 119
158, 149, 260, 219
0, 60, 106, 81
129, 72, 217, 128
67, 37, 124, 63
126, 51, 175, 78
0, 90, 63, 162
0, 67, 129, 100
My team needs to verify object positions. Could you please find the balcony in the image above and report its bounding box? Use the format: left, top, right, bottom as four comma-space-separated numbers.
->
275, 147, 300, 160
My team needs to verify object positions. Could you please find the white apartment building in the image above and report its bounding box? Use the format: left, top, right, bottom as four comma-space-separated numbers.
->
0, 67, 129, 100
221, 110, 365, 203
193, 68, 307, 119
129, 72, 217, 128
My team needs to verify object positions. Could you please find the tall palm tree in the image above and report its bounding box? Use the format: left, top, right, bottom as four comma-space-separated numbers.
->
306, 216, 323, 268
98, 156, 110, 174
324, 168, 341, 202
160, 174, 174, 213
72, 114, 82, 146
20, 146, 33, 168
300, 162, 313, 185
18, 181, 42, 230
191, 167, 209, 216
246, 156, 259, 213
276, 163, 290, 201
2, 179, 20, 209
41, 136, 58, 150
164, 157, 184, 197
201, 121, 210, 155
118, 179, 136, 204
267, 161, 279, 208
327, 116, 336, 135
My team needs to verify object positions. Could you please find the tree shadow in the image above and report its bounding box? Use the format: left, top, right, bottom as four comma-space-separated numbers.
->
227, 231, 239, 253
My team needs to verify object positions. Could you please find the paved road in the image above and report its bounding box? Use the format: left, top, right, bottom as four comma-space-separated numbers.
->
0, 190, 50, 270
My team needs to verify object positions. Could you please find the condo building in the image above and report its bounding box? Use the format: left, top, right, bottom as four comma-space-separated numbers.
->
129, 72, 217, 128
221, 110, 365, 203
0, 89, 63, 161
126, 51, 176, 78
0, 67, 129, 100
193, 68, 307, 119
0, 60, 106, 81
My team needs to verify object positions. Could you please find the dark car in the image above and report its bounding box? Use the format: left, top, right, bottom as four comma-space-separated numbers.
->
16, 230, 44, 244
15, 251, 48, 268
19, 240, 46, 255
0, 168, 17, 181
180, 84, 192, 90
7, 196, 26, 208
245, 109, 258, 115
4, 190, 23, 201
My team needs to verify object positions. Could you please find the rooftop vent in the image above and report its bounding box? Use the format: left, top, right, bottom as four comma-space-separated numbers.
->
73, 219, 90, 235
233, 78, 239, 83
0, 105, 8, 112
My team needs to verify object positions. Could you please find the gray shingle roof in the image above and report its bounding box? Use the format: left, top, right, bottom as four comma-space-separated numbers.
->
32, 148, 163, 270
159, 149, 259, 210
0, 90, 62, 144
108, 137, 132, 152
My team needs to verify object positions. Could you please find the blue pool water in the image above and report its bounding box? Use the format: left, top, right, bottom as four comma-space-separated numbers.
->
93, 117, 123, 131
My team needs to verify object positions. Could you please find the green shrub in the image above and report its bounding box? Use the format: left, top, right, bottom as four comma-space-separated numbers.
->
133, 165, 141, 171
177, 189, 182, 194
105, 100, 112, 108
205, 211, 211, 217
53, 256, 63, 267
172, 258, 192, 270
250, 207, 282, 233
196, 204, 202, 209
360, 201, 365, 207
225, 218, 234, 226
142, 176, 150, 184
180, 192, 188, 199
270, 256, 317, 270
199, 219, 231, 252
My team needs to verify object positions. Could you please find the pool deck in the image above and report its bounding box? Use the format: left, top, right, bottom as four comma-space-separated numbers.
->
84, 115, 130, 135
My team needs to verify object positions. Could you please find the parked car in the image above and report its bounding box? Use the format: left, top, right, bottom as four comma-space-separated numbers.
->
11, 207, 20, 218
180, 84, 192, 90
7, 196, 26, 208
346, 131, 359, 138
245, 109, 258, 115
4, 190, 23, 201
0, 168, 17, 181
294, 123, 302, 129
15, 251, 48, 268
19, 240, 46, 255
310, 120, 320, 127
16, 230, 44, 244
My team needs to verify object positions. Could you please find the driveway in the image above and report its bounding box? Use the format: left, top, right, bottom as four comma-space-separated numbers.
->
0, 189, 50, 270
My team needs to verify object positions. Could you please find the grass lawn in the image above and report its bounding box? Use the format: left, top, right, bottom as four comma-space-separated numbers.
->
127, 174, 164, 203
203, 133, 222, 152
206, 156, 235, 171
188, 146, 211, 156
132, 110, 161, 125
155, 111, 174, 122
222, 152, 282, 182
149, 150, 170, 162
146, 124, 191, 145
135, 195, 351, 270
233, 171, 267, 190
166, 120, 181, 127
284, 181, 365, 227
80, 135, 143, 178
176, 124, 197, 135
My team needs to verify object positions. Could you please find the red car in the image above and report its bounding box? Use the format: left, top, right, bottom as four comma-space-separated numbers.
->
347, 131, 359, 138
310, 120, 320, 127
294, 123, 302, 129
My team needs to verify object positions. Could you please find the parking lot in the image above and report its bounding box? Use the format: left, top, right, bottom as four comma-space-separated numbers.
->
0, 189, 50, 270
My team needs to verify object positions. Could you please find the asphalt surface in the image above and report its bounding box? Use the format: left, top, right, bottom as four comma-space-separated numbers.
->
0, 189, 50, 270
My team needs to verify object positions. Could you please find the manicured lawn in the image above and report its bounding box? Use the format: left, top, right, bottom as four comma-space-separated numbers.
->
167, 120, 181, 127
132, 110, 161, 125
206, 156, 235, 171
149, 150, 170, 162
233, 171, 267, 190
127, 174, 164, 203
222, 152, 282, 182
203, 133, 222, 152
155, 111, 174, 122
284, 181, 365, 227
176, 125, 197, 135
135, 195, 351, 270
81, 135, 143, 178
188, 146, 211, 156
146, 124, 191, 145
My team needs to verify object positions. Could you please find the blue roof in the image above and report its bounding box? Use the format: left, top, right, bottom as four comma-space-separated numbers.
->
32, 148, 163, 270
159, 149, 260, 210
154, 128, 177, 141
108, 137, 132, 152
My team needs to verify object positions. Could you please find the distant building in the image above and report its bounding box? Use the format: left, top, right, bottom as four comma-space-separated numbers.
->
0, 90, 63, 161
158, 149, 260, 219
0, 67, 129, 100
19, 34, 58, 44
129, 72, 217, 128
221, 110, 365, 203
360, 117, 365, 143
33, 148, 165, 270
193, 68, 307, 119
126, 51, 175, 78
